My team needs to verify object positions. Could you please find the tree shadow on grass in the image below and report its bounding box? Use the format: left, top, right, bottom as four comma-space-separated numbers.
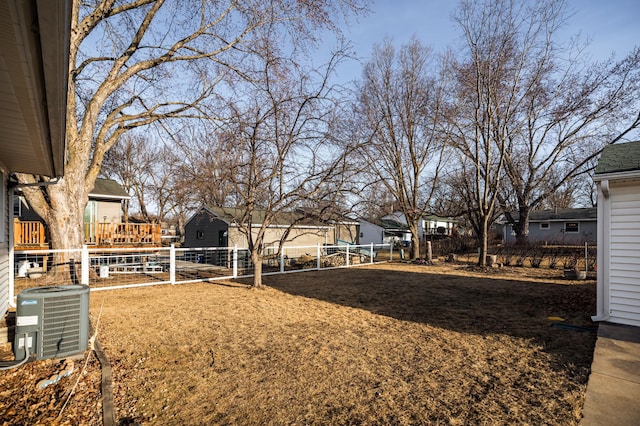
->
262, 264, 597, 370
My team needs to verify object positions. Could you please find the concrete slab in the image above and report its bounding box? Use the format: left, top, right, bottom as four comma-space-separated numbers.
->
581, 323, 640, 426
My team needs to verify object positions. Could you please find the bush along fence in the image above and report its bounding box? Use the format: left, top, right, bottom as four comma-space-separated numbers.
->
491, 242, 597, 272
11, 243, 393, 294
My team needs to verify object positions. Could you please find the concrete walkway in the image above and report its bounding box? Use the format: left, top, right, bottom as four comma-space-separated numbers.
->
581, 322, 640, 425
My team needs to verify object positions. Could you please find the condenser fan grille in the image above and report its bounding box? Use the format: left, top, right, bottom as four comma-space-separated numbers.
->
41, 295, 84, 359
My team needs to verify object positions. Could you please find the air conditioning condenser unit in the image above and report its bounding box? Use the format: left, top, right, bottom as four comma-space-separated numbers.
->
14, 285, 90, 361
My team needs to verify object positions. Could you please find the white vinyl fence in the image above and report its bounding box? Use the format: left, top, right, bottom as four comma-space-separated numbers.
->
11, 243, 393, 295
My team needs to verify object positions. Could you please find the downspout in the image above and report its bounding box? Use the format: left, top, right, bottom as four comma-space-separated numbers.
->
592, 179, 609, 322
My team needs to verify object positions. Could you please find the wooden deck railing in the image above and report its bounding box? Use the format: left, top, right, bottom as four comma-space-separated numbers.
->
13, 219, 47, 249
14, 220, 162, 249
89, 222, 162, 246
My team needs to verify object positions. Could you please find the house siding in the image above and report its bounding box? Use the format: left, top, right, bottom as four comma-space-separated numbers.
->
183, 211, 228, 248
0, 171, 9, 318
229, 227, 330, 249
332, 223, 359, 244
504, 220, 597, 244
608, 183, 640, 326
360, 221, 384, 245
184, 208, 332, 249
97, 201, 122, 223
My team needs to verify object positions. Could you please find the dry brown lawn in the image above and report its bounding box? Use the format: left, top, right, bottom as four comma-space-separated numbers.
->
1, 262, 597, 425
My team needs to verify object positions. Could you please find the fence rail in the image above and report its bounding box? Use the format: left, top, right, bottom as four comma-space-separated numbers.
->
11, 243, 393, 295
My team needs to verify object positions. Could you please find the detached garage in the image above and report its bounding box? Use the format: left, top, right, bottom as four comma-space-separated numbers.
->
593, 141, 640, 326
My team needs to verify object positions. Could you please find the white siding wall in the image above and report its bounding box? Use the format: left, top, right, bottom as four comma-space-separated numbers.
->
97, 201, 123, 223
608, 183, 640, 326
0, 171, 8, 318
360, 221, 384, 245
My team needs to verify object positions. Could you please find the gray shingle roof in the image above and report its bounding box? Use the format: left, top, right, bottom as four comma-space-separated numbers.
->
527, 208, 597, 222
363, 218, 409, 231
207, 206, 329, 227
595, 141, 640, 175
90, 178, 130, 199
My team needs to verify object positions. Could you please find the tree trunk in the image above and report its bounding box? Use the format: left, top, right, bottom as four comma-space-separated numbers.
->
47, 210, 85, 280
514, 208, 531, 245
251, 250, 263, 288
177, 216, 185, 245
410, 234, 421, 260
408, 219, 421, 260
20, 176, 88, 278
477, 217, 489, 267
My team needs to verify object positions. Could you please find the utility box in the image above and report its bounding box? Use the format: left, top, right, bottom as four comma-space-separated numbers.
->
14, 285, 90, 361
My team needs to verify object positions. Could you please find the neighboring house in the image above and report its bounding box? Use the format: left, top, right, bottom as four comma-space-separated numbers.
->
183, 206, 334, 251
502, 208, 597, 244
15, 178, 128, 241
592, 141, 640, 327
382, 211, 456, 240
359, 218, 411, 246
0, 0, 71, 319
82, 178, 131, 242
14, 178, 161, 248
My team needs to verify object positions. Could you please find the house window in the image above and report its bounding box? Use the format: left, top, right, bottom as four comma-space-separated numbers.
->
539, 222, 550, 230
565, 222, 579, 233
196, 230, 205, 239
13, 195, 22, 218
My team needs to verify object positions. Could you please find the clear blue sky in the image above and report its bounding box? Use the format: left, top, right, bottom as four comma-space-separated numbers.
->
325, 0, 640, 84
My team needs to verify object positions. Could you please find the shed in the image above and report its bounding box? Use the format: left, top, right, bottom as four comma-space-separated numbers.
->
183, 206, 333, 250
592, 141, 640, 326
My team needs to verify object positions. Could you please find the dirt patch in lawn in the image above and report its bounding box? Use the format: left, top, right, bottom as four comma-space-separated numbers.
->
1, 262, 597, 425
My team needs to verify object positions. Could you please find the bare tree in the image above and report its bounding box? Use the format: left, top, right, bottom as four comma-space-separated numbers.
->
356, 37, 447, 259
449, 0, 640, 246
101, 134, 157, 221
499, 45, 640, 240
170, 128, 243, 209
222, 50, 355, 288
446, 0, 530, 266
437, 152, 504, 242
16, 0, 369, 257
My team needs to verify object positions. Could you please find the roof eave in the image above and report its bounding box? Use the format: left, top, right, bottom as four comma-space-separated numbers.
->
593, 169, 640, 182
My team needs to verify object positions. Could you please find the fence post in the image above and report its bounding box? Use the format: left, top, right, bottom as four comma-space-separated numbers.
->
81, 245, 89, 285
233, 245, 238, 278
280, 248, 285, 273
370, 243, 374, 264
585, 242, 588, 273
390, 242, 393, 261
170, 244, 176, 284
346, 244, 350, 267
317, 243, 321, 270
